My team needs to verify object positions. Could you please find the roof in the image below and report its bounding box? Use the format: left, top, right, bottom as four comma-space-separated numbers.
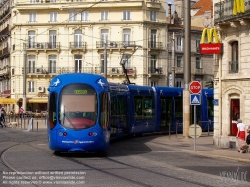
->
191, 0, 213, 16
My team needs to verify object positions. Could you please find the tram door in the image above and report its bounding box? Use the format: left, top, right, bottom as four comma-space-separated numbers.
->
160, 97, 172, 131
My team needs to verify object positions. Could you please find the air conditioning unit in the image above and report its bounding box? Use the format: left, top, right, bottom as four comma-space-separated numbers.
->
38, 87, 45, 93
110, 42, 117, 48
112, 68, 118, 74
36, 68, 42, 73
37, 43, 43, 49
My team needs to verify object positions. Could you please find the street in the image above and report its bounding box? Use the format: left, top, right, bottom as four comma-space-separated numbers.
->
0, 127, 249, 187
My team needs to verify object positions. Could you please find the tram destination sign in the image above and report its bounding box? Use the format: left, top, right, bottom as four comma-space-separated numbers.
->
189, 81, 202, 94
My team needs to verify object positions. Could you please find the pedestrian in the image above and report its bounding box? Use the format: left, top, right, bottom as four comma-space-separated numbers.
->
236, 119, 247, 152
19, 106, 24, 118
246, 128, 250, 145
1, 107, 6, 127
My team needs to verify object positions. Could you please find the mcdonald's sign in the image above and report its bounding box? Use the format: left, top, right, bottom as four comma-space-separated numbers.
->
233, 0, 245, 15
200, 28, 222, 54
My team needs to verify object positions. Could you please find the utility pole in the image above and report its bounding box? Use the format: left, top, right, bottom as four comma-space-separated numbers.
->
104, 40, 107, 78
171, 32, 175, 87
23, 43, 27, 112
183, 0, 191, 137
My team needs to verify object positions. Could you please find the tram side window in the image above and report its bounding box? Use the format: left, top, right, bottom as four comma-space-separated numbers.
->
48, 92, 57, 130
174, 98, 183, 117
100, 92, 110, 130
134, 96, 153, 120
207, 98, 214, 117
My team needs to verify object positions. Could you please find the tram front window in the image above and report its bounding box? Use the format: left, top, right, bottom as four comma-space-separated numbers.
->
59, 84, 97, 129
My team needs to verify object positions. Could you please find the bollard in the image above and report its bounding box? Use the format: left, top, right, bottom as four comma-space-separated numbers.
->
37, 120, 38, 132
32, 118, 34, 131
208, 120, 211, 136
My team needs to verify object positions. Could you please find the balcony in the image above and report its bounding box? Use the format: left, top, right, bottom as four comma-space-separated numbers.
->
69, 42, 87, 51
146, 0, 161, 9
0, 25, 10, 40
148, 41, 162, 51
167, 43, 184, 52
0, 66, 10, 76
26, 42, 60, 51
148, 67, 163, 76
193, 68, 205, 75
96, 41, 136, 49
175, 67, 184, 74
214, 0, 250, 24
229, 60, 238, 73
0, 47, 10, 59
95, 67, 136, 76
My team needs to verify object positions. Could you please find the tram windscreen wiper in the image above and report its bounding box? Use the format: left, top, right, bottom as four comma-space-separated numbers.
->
62, 106, 77, 129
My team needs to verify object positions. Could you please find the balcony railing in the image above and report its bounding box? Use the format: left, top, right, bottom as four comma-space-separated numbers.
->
175, 67, 183, 74
69, 42, 87, 50
148, 67, 163, 74
214, 0, 250, 24
193, 68, 205, 75
0, 47, 10, 59
96, 41, 136, 49
229, 60, 238, 73
27, 42, 60, 50
167, 44, 184, 52
148, 41, 162, 50
20, 66, 136, 76
0, 25, 10, 39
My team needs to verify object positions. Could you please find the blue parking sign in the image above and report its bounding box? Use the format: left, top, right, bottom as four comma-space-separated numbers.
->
190, 94, 201, 105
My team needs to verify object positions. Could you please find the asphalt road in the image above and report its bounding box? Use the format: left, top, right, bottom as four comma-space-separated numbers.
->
0, 128, 249, 187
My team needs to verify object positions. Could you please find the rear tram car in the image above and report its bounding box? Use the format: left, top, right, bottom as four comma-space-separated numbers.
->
47, 73, 214, 152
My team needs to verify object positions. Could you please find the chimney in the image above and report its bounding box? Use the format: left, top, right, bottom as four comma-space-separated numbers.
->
168, 2, 172, 24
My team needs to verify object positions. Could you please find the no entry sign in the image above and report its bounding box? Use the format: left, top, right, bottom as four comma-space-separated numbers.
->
189, 81, 202, 94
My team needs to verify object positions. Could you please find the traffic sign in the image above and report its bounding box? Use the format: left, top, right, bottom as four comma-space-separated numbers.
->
189, 81, 202, 94
188, 124, 202, 138
190, 94, 201, 105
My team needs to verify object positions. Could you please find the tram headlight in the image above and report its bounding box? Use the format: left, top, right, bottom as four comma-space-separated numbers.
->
88, 132, 93, 136
63, 132, 67, 136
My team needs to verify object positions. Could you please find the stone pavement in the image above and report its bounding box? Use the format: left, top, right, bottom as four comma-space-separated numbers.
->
149, 132, 250, 163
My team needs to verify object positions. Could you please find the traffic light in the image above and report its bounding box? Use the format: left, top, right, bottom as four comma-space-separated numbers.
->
205, 78, 213, 89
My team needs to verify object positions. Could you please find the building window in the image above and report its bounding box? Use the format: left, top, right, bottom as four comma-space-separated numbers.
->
151, 81, 156, 87
230, 41, 238, 73
49, 55, 56, 73
123, 10, 130, 20
101, 11, 109, 21
101, 29, 109, 47
122, 54, 131, 68
123, 29, 131, 46
177, 56, 182, 67
150, 11, 156, 21
100, 54, 109, 73
196, 39, 200, 53
150, 29, 157, 48
29, 13, 36, 23
50, 12, 57, 22
28, 55, 35, 73
176, 78, 182, 88
196, 57, 201, 69
28, 81, 34, 92
74, 30, 82, 47
28, 31, 36, 48
69, 12, 77, 22
81, 11, 89, 22
75, 55, 82, 73
150, 55, 156, 73
49, 30, 57, 48
176, 36, 182, 51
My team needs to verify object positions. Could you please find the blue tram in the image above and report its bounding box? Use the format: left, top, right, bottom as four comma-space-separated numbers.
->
47, 73, 111, 152
47, 73, 214, 152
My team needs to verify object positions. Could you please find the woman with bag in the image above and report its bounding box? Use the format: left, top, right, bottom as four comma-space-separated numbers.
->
236, 119, 247, 152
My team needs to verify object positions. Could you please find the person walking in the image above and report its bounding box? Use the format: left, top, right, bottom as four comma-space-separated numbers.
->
19, 106, 24, 118
1, 107, 6, 127
236, 119, 247, 152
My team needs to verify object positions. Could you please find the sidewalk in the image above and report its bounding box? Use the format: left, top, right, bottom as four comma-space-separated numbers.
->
150, 133, 250, 163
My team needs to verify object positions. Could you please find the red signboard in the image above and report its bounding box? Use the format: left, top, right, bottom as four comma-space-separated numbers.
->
200, 43, 223, 54
189, 81, 202, 94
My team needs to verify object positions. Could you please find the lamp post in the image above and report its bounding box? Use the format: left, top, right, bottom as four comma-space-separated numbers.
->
23, 43, 27, 112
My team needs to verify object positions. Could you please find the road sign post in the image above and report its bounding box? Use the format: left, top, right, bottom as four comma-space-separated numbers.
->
189, 81, 202, 151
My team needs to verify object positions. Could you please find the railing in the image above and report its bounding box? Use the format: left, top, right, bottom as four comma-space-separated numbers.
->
26, 42, 60, 49
95, 67, 136, 75
175, 67, 184, 74
229, 60, 238, 73
148, 41, 162, 49
214, 0, 250, 24
193, 68, 204, 75
0, 25, 10, 37
0, 47, 10, 58
148, 67, 163, 74
69, 42, 87, 49
96, 41, 136, 48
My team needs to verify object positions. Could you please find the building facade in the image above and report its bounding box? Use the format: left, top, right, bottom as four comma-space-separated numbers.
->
213, 0, 250, 148
11, 0, 167, 112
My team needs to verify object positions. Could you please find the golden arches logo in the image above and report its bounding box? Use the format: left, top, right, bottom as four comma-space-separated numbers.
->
200, 28, 219, 44
233, 0, 245, 15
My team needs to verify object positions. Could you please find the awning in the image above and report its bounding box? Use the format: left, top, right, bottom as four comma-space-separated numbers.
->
0, 97, 15, 104
28, 98, 48, 103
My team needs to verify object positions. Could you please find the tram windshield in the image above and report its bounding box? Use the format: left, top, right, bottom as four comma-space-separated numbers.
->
59, 84, 97, 129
